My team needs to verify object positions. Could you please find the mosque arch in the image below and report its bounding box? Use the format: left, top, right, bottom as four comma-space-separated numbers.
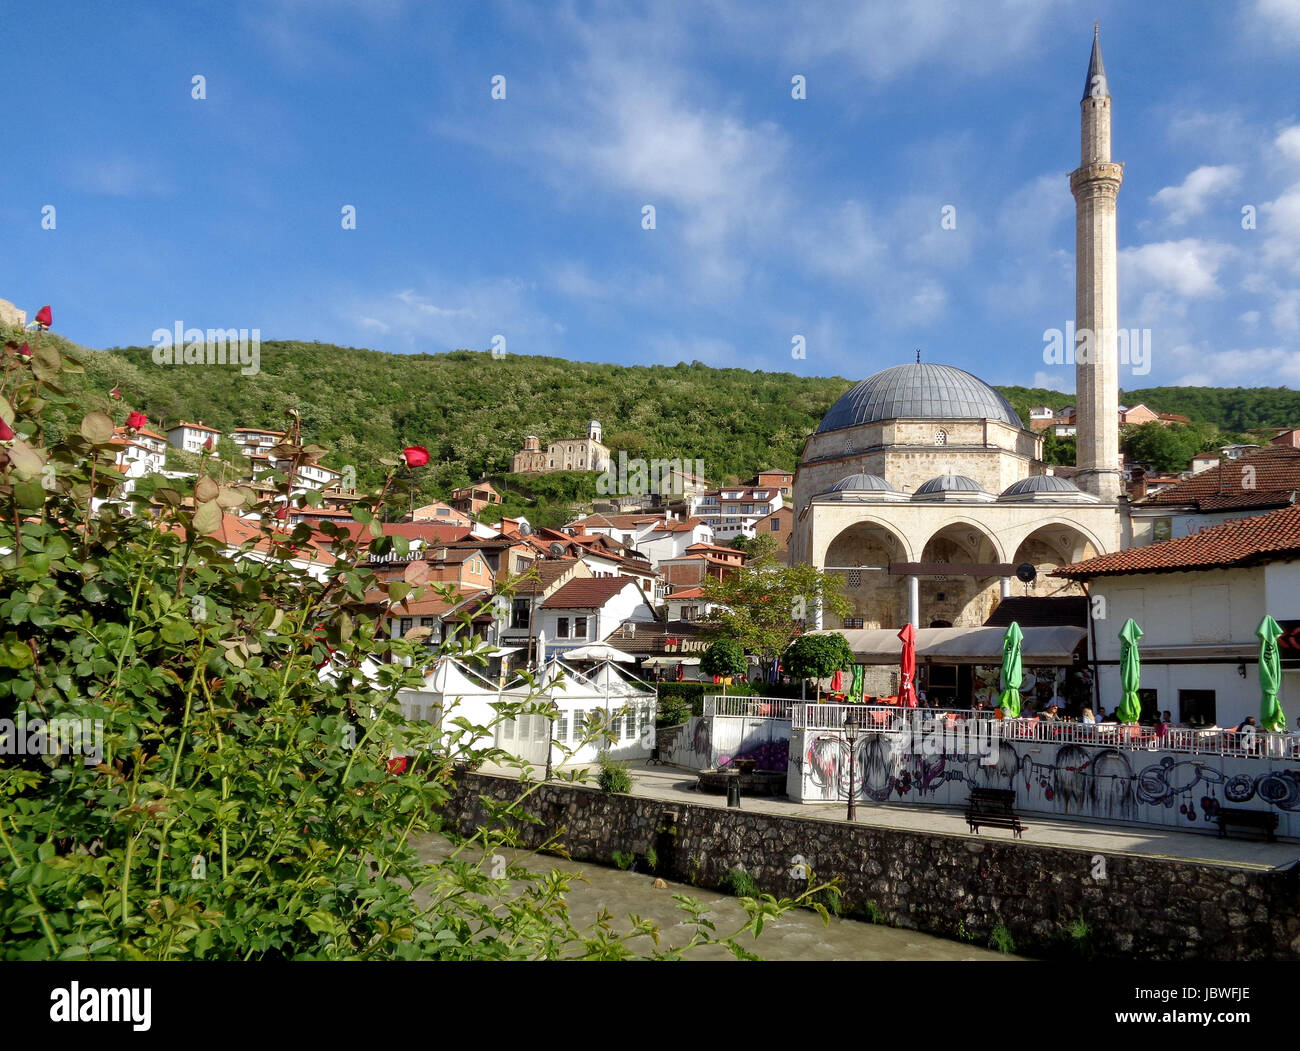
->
819, 517, 915, 566
917, 518, 1008, 565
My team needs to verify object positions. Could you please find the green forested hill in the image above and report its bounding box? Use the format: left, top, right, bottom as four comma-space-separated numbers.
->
17, 330, 1300, 503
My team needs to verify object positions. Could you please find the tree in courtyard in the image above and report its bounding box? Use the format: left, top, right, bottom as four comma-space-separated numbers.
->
700, 639, 748, 694
782, 633, 856, 701
699, 541, 851, 680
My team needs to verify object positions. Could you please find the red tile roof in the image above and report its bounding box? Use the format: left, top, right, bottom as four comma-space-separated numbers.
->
543, 576, 641, 609
1056, 502, 1300, 578
331, 522, 473, 544
1136, 445, 1300, 512
667, 587, 706, 599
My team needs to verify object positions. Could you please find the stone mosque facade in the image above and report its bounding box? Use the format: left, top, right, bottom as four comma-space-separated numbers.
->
789, 30, 1125, 630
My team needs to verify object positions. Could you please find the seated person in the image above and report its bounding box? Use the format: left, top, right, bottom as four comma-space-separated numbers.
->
1080, 707, 1096, 725
1235, 715, 1259, 734
1041, 703, 1061, 720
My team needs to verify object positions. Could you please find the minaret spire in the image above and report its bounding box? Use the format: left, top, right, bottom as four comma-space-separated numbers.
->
1070, 24, 1124, 503
1082, 21, 1107, 101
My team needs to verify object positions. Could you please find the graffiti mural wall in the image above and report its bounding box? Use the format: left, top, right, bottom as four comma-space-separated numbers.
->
787, 726, 1300, 838
660, 715, 790, 771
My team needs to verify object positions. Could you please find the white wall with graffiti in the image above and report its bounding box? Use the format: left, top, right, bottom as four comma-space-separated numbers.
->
660, 715, 791, 771
789, 725, 1300, 838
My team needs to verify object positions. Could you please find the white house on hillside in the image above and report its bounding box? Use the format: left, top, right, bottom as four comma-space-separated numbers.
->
166, 421, 223, 455
538, 577, 656, 656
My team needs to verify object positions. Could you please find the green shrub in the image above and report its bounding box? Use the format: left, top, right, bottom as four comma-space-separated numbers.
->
989, 921, 1016, 955
612, 851, 635, 870
724, 866, 759, 898
597, 751, 633, 794
645, 846, 658, 872
0, 323, 833, 961
862, 900, 884, 924
1066, 913, 1094, 958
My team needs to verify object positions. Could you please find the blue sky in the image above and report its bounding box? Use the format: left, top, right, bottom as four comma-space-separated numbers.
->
3, 0, 1299, 393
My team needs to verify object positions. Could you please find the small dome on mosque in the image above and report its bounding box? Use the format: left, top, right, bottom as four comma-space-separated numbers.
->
827, 473, 898, 493
914, 475, 987, 495
999, 475, 1089, 500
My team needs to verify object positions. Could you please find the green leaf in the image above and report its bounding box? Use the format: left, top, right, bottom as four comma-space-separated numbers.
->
79, 412, 115, 444
192, 499, 222, 535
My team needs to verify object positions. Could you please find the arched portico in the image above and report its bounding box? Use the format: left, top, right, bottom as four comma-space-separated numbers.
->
915, 521, 1007, 628
1010, 523, 1103, 598
820, 519, 913, 630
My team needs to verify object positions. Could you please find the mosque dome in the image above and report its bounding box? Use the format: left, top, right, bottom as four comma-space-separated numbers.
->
999, 475, 1085, 499
914, 475, 988, 496
817, 363, 1023, 433
827, 473, 898, 493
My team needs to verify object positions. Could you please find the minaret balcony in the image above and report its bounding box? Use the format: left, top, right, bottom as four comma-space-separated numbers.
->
1070, 161, 1124, 196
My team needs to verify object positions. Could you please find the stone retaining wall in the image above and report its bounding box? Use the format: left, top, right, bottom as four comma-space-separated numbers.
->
439, 771, 1300, 961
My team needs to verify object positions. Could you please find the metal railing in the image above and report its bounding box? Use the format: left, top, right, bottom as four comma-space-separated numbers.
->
703, 695, 794, 719
792, 703, 1000, 731
792, 704, 1300, 759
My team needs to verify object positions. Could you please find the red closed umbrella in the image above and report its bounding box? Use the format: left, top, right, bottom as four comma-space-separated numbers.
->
830, 668, 844, 693
898, 623, 918, 707
675, 662, 685, 682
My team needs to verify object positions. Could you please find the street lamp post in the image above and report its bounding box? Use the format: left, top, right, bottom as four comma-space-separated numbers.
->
844, 710, 860, 822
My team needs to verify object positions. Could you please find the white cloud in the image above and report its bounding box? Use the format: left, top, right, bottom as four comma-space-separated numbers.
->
1151, 165, 1242, 224
1032, 370, 1067, 392
70, 156, 172, 197
763, 0, 1060, 82
1121, 239, 1234, 299
346, 280, 561, 354
1251, 0, 1300, 46
1174, 345, 1300, 386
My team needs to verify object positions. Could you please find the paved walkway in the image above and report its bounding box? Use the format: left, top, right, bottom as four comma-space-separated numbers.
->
478, 760, 1300, 871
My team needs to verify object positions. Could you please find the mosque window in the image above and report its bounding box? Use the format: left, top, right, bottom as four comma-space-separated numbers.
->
934, 429, 948, 446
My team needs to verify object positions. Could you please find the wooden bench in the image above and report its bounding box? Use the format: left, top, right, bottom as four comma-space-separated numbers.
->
1216, 807, 1278, 842
964, 787, 1025, 839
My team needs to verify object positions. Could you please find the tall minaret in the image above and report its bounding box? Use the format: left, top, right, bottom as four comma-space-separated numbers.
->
1070, 24, 1123, 503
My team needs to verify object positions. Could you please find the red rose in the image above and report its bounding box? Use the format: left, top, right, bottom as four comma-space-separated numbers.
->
203, 436, 214, 451
402, 446, 430, 467
18, 343, 32, 358
126, 411, 147, 430
110, 386, 122, 400
274, 505, 288, 521
34, 306, 52, 328
386, 756, 408, 775
0, 419, 13, 441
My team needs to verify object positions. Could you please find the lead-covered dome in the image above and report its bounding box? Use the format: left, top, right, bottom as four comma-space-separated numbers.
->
827, 473, 898, 493
817, 363, 1023, 433
914, 475, 987, 495
999, 475, 1085, 499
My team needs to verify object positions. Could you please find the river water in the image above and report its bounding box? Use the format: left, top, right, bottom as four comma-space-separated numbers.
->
413, 834, 1017, 961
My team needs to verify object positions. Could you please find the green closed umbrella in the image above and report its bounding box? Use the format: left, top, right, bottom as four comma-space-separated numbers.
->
1258, 615, 1286, 733
850, 663, 864, 703
1117, 618, 1144, 724
998, 622, 1024, 717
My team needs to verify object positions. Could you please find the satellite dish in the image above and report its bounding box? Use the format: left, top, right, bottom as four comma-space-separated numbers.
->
1016, 563, 1037, 583
549, 542, 567, 556
518, 521, 532, 536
